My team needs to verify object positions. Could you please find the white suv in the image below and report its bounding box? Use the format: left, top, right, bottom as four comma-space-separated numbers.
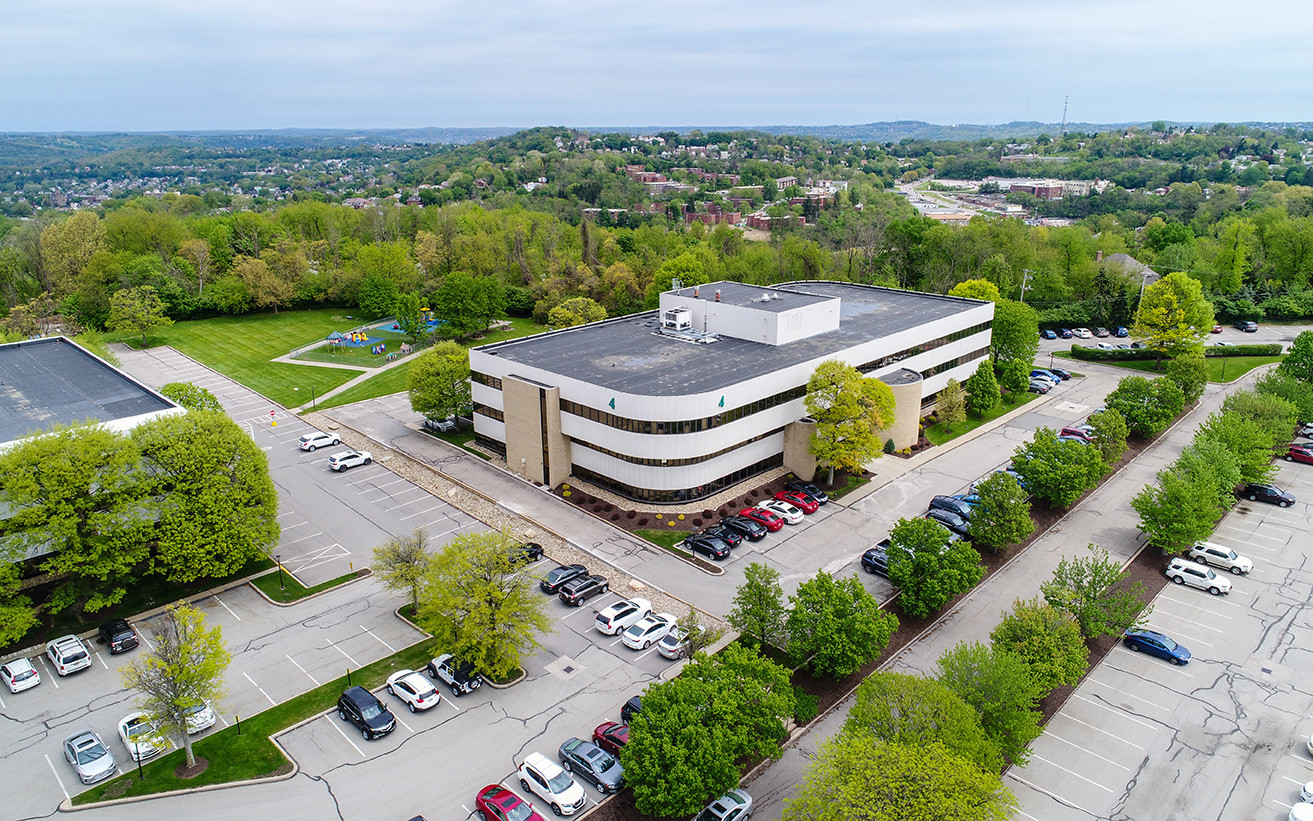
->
1186, 541, 1253, 575
595, 598, 651, 636
518, 751, 587, 815
46, 635, 93, 676
328, 450, 372, 471
298, 431, 341, 451
1166, 557, 1232, 595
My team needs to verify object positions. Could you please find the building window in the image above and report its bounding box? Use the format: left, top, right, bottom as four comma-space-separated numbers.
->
571, 426, 786, 467
572, 452, 785, 504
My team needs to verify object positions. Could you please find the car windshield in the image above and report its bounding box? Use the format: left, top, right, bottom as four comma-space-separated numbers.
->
547, 770, 575, 793
359, 701, 386, 720
75, 741, 106, 764
1159, 636, 1178, 651
504, 801, 534, 821
125, 719, 154, 738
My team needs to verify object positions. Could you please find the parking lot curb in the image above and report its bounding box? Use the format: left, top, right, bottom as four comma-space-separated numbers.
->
246, 568, 374, 608
58, 752, 300, 813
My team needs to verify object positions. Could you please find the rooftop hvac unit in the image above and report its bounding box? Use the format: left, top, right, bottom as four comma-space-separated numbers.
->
661, 308, 692, 331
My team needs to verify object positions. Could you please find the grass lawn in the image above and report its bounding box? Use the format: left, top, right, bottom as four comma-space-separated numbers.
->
635, 528, 690, 549
1065, 354, 1284, 382
825, 474, 871, 500
249, 569, 366, 603
75, 637, 440, 804
111, 309, 360, 408
467, 317, 547, 347
313, 361, 415, 411
925, 392, 1039, 446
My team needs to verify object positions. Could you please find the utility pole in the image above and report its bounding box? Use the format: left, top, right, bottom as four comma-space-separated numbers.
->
1020, 269, 1035, 303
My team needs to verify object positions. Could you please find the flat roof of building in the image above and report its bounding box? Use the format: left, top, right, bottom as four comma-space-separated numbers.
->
667, 280, 833, 314
0, 337, 175, 444
477, 281, 985, 397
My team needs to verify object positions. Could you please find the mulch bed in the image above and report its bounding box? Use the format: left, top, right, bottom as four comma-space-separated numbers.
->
175, 757, 209, 779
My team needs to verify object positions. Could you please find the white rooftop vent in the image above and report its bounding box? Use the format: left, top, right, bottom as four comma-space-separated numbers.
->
661, 308, 692, 331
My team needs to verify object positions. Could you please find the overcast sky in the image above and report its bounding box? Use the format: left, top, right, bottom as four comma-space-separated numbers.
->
3, 0, 1308, 132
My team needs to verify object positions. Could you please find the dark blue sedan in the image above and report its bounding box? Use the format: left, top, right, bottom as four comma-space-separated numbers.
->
1123, 629, 1190, 665
1041, 329, 1058, 340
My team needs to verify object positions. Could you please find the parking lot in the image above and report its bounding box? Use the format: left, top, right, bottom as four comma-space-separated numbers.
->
1009, 460, 1313, 820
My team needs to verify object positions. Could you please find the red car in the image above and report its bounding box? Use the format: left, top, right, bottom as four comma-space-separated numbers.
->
592, 722, 629, 755
738, 507, 784, 532
773, 491, 818, 514
1059, 426, 1094, 443
1287, 444, 1313, 465
1210, 324, 1223, 334
476, 785, 545, 821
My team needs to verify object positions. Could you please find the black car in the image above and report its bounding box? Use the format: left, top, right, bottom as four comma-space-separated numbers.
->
540, 563, 587, 594
784, 478, 828, 504
928, 495, 973, 520
97, 619, 138, 654
718, 515, 768, 541
684, 534, 731, 561
559, 573, 609, 606
508, 541, 544, 566
1243, 482, 1295, 507
621, 695, 643, 724
1235, 320, 1258, 332
701, 524, 743, 549
860, 539, 891, 577
924, 508, 971, 539
337, 685, 396, 740
1048, 367, 1072, 380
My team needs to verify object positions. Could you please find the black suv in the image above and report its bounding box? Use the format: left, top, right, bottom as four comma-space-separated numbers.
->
785, 478, 828, 504
540, 563, 587, 594
860, 539, 891, 577
718, 515, 768, 541
701, 524, 743, 549
1244, 482, 1294, 507
928, 495, 973, 520
684, 534, 730, 561
97, 619, 139, 654
621, 695, 643, 724
924, 508, 971, 539
559, 574, 609, 606
509, 541, 544, 566
337, 686, 396, 740
426, 653, 482, 696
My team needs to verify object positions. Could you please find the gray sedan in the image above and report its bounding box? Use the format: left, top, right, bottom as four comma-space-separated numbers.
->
558, 737, 624, 793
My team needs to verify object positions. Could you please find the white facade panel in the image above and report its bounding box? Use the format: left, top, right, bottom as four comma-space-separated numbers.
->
571, 433, 784, 491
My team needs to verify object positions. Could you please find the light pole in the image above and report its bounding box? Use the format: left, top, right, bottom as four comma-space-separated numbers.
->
275, 553, 284, 590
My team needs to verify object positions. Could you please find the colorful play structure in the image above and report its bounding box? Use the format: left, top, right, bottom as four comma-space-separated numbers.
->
326, 330, 384, 349
390, 309, 445, 332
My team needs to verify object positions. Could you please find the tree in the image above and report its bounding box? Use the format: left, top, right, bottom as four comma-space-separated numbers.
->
937, 378, 966, 432
357, 270, 401, 318
1279, 329, 1313, 384
159, 382, 223, 412
963, 359, 1000, 416
1087, 407, 1128, 466
416, 530, 553, 679
784, 735, 1017, 821
990, 299, 1040, 364
1131, 271, 1213, 361
1105, 375, 1185, 437
786, 571, 898, 677
728, 561, 788, 648
990, 597, 1088, 692
431, 271, 484, 337
844, 672, 1002, 772
1255, 368, 1313, 425
233, 255, 293, 313
373, 528, 432, 609
120, 604, 230, 768
1194, 408, 1278, 484
624, 643, 796, 817
805, 359, 896, 486
547, 296, 607, 328
394, 291, 427, 343
409, 340, 471, 422
1041, 544, 1150, 639
39, 210, 105, 297
0, 562, 38, 646
106, 285, 173, 345
672, 607, 724, 660
935, 641, 1043, 765
948, 278, 1001, 303
967, 471, 1033, 553
1165, 350, 1207, 404
1221, 390, 1300, 451
887, 517, 984, 619
996, 358, 1030, 402
1011, 428, 1106, 508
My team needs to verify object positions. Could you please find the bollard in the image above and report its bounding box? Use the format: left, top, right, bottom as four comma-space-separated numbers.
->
236, 714, 241, 735
346, 668, 352, 686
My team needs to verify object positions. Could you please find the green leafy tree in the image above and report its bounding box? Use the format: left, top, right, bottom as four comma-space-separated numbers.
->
1221, 390, 1300, 450
805, 359, 896, 486
357, 270, 401, 318
1176, 439, 1242, 515
672, 607, 724, 660
0, 562, 38, 646
996, 358, 1030, 402
409, 340, 472, 422
968, 471, 1033, 553
1133, 462, 1221, 555
624, 643, 795, 817
728, 561, 788, 649
373, 528, 432, 609
416, 530, 553, 680
431, 271, 483, 337
132, 410, 280, 583
844, 672, 1002, 772
1255, 368, 1313, 425
990, 597, 1088, 692
990, 299, 1040, 364
935, 641, 1043, 766
1041, 544, 1150, 638
1105, 375, 1185, 437
1131, 271, 1213, 361
1087, 407, 1128, 466
120, 604, 230, 769
159, 382, 223, 412
1165, 350, 1208, 404
1279, 329, 1313, 384
394, 291, 427, 343
547, 296, 607, 328
106, 285, 173, 345
887, 517, 984, 619
1011, 428, 1106, 508
948, 278, 1002, 303
963, 359, 1001, 416
784, 735, 1017, 821
786, 571, 899, 677
937, 378, 966, 432
1194, 409, 1278, 484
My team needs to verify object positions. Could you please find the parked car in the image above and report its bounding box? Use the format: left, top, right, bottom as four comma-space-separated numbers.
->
860, 539, 891, 577
758, 499, 804, 524
595, 598, 651, 636
1290, 803, 1313, 821
1027, 379, 1050, 394
46, 635, 92, 676
298, 431, 341, 451
929, 495, 973, 519
183, 700, 217, 734
621, 695, 643, 723
1057, 434, 1092, 446
1114, 326, 1129, 337
423, 416, 457, 433
337, 685, 396, 740
1286, 444, 1313, 465
1073, 327, 1093, 338
1210, 324, 1223, 334
540, 564, 587, 594
1094, 327, 1110, 337
694, 790, 753, 821
118, 712, 165, 760
701, 523, 743, 548
1129, 341, 1147, 349
558, 737, 624, 794
1059, 426, 1095, 442
592, 722, 629, 755
718, 515, 768, 541
784, 478, 829, 503
426, 653, 482, 695
98, 619, 139, 654
558, 574, 609, 607
1235, 320, 1258, 332
1041, 329, 1058, 340
1187, 541, 1253, 575
1122, 629, 1191, 665
509, 541, 545, 566
1298, 422, 1313, 439
63, 730, 117, 784
518, 751, 587, 816
1030, 369, 1059, 386
327, 449, 372, 471
773, 490, 819, 513
1165, 557, 1232, 595
622, 612, 676, 650
1058, 328, 1073, 339
1244, 482, 1295, 507
386, 669, 442, 712
924, 508, 971, 539
1095, 341, 1117, 350
737, 507, 784, 532
476, 785, 545, 821
1, 657, 41, 693
657, 624, 701, 660
950, 492, 981, 507
685, 534, 731, 561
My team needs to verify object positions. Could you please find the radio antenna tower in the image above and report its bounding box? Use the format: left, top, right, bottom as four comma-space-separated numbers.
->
1060, 95, 1069, 134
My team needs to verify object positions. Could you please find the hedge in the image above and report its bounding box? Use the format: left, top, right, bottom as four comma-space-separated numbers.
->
1069, 343, 1283, 362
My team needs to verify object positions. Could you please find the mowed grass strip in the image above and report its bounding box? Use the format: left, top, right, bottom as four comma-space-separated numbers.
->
75, 638, 440, 805
924, 391, 1039, 446
250, 569, 367, 603
314, 360, 414, 411
1053, 351, 1284, 383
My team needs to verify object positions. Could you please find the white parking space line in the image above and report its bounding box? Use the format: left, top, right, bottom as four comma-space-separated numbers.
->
443, 697, 460, 712
45, 754, 70, 800
0, 693, 6, 709
364, 478, 412, 494
244, 672, 276, 706
1215, 524, 1285, 542
288, 655, 321, 686
329, 639, 360, 667
394, 714, 414, 733
1042, 731, 1132, 770
95, 650, 109, 669
284, 530, 327, 545
1085, 680, 1171, 712
280, 521, 310, 531
212, 594, 243, 621
39, 656, 60, 688
216, 711, 230, 727
360, 626, 396, 653
384, 496, 431, 513
326, 714, 366, 757
1007, 773, 1096, 816
401, 505, 443, 521
277, 511, 301, 519
1028, 753, 1115, 792
1052, 714, 1145, 749
141, 633, 155, 652
1071, 694, 1157, 729
461, 805, 473, 816
1159, 596, 1233, 620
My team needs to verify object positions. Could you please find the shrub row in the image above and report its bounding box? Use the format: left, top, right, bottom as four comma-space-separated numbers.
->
1069, 342, 1282, 361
